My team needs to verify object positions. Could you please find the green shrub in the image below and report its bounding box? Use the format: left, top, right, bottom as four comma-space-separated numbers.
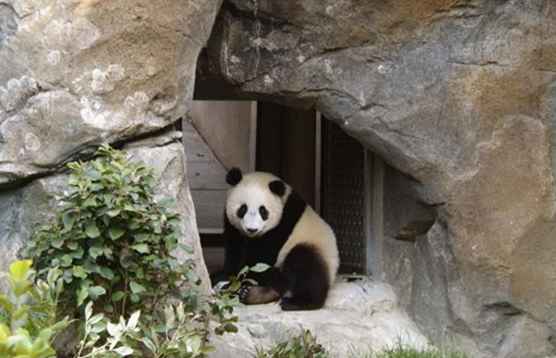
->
255, 330, 329, 358
23, 144, 189, 319
21, 145, 238, 357
0, 260, 70, 357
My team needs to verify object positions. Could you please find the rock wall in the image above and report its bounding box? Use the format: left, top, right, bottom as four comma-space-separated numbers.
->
203, 0, 556, 356
0, 0, 223, 287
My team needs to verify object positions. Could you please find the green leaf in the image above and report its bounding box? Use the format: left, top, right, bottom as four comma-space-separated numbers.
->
130, 293, 140, 303
106, 209, 121, 217
83, 196, 97, 207
78, 284, 90, 306
84, 301, 94, 320
89, 246, 104, 259
62, 212, 76, 230
129, 281, 146, 294
9, 260, 33, 282
72, 266, 88, 279
108, 227, 125, 240
250, 263, 271, 273
114, 346, 134, 356
60, 255, 73, 267
97, 267, 114, 280
223, 323, 238, 333
130, 244, 150, 254
85, 223, 101, 239
88, 286, 107, 300
51, 237, 65, 249
111, 291, 125, 302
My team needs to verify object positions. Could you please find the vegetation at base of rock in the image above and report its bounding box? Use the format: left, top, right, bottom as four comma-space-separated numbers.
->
351, 343, 468, 358
17, 145, 238, 357
0, 260, 70, 357
23, 144, 188, 320
255, 329, 329, 358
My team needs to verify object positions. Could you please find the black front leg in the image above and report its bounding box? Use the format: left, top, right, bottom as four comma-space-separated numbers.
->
239, 267, 290, 305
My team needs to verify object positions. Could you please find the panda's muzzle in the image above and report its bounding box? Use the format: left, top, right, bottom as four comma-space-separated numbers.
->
246, 228, 258, 234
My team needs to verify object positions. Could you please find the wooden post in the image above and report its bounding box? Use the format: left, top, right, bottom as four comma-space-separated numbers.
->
365, 151, 384, 278
314, 112, 322, 214
249, 101, 258, 172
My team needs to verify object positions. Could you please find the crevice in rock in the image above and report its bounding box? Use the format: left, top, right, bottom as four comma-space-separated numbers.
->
483, 301, 523, 317
0, 120, 182, 192
224, 1, 301, 29
449, 60, 509, 68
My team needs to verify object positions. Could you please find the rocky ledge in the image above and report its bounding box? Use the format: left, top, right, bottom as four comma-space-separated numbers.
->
210, 278, 429, 357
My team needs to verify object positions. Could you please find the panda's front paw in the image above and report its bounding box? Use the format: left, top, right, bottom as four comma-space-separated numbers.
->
238, 285, 251, 304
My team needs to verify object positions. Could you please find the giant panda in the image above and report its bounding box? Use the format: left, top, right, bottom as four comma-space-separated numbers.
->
214, 167, 339, 311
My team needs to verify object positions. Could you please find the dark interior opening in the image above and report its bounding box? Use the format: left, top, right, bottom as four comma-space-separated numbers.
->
190, 73, 436, 279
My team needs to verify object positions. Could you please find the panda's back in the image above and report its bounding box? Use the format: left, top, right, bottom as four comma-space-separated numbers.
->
275, 205, 339, 285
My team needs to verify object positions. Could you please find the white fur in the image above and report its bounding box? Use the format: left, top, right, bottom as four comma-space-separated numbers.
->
275, 206, 339, 285
226, 172, 290, 238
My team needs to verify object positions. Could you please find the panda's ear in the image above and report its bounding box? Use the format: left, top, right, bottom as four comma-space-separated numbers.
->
226, 167, 243, 186
269, 180, 286, 197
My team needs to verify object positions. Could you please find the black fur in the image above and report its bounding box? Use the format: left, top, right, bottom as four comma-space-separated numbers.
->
269, 180, 286, 197
226, 167, 243, 186
279, 244, 330, 310
214, 190, 330, 310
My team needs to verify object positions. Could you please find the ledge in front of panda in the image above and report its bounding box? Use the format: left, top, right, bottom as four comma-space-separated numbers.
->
208, 276, 429, 358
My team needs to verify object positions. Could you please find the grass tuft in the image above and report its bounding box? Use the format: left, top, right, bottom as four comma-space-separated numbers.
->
350, 342, 468, 358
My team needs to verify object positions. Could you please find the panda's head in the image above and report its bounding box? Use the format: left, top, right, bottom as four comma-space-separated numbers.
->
225, 168, 289, 238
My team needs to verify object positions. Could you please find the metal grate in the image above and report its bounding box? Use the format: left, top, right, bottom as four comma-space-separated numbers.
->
321, 120, 367, 274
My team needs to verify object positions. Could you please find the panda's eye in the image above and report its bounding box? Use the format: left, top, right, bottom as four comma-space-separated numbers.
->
259, 206, 269, 220
237, 204, 247, 218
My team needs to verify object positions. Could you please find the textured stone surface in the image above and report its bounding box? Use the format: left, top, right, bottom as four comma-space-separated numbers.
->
203, 0, 556, 356
0, 0, 222, 288
123, 132, 210, 290
209, 279, 429, 358
0, 0, 221, 187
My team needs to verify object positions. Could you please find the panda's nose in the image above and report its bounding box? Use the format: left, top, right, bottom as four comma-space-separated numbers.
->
247, 228, 258, 234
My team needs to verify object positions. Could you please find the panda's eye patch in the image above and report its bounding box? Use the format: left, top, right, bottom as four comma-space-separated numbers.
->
237, 204, 247, 218
259, 206, 269, 220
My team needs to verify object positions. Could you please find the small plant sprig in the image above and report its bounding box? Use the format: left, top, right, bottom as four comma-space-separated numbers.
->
23, 144, 187, 320
0, 260, 70, 358
255, 329, 329, 358
75, 301, 139, 358
138, 302, 215, 358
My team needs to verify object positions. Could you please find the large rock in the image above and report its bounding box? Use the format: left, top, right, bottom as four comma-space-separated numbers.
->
0, 0, 221, 187
0, 0, 221, 288
204, 0, 556, 356
209, 279, 429, 358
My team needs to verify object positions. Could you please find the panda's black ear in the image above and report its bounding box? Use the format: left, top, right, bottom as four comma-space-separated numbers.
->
226, 167, 243, 186
269, 180, 286, 197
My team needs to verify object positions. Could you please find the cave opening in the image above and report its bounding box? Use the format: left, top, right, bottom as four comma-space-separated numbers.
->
188, 61, 435, 281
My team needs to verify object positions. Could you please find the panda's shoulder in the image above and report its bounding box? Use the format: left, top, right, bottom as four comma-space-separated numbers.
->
281, 191, 307, 225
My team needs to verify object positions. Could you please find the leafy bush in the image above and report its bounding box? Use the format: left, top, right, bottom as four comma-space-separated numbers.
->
255, 330, 329, 358
23, 144, 190, 319
21, 145, 238, 357
0, 260, 70, 357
